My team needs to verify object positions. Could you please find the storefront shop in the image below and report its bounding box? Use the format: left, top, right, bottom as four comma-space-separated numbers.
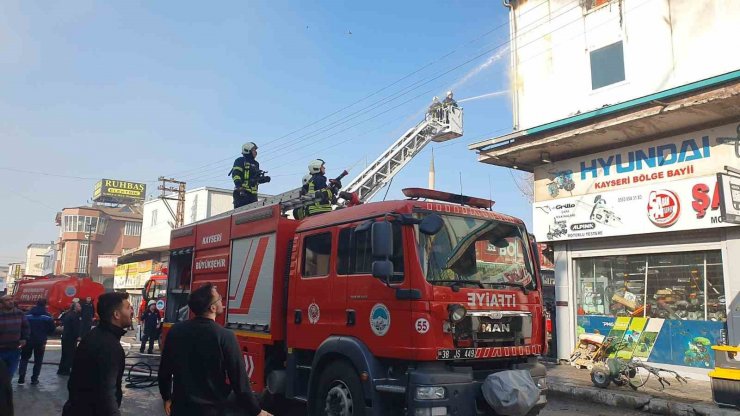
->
532, 122, 740, 376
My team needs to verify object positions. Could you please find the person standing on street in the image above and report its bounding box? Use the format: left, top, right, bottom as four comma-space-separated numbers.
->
159, 283, 271, 416
0, 358, 13, 416
0, 295, 29, 379
139, 300, 160, 354
80, 296, 95, 338
230, 141, 270, 209
18, 299, 55, 385
62, 292, 132, 416
58, 302, 82, 376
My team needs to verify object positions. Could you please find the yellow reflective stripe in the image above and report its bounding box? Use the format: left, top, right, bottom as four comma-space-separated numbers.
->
232, 166, 244, 172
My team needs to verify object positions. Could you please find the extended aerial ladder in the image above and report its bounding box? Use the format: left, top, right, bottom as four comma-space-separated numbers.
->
228, 102, 464, 216
343, 105, 463, 202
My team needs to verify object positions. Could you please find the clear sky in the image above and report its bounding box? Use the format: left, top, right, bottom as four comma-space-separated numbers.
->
0, 0, 531, 265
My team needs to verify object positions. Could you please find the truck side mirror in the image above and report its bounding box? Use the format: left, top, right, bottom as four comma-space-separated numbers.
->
419, 214, 443, 235
371, 221, 393, 258
372, 260, 394, 282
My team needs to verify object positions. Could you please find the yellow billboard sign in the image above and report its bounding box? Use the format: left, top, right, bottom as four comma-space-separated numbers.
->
93, 179, 146, 203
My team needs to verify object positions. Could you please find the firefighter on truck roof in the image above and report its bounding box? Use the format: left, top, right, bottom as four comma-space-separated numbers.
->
229, 142, 270, 209
303, 159, 340, 217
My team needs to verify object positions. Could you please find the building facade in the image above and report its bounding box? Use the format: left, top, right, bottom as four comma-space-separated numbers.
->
55, 205, 142, 290
24, 243, 54, 277
6, 263, 24, 295
471, 0, 740, 377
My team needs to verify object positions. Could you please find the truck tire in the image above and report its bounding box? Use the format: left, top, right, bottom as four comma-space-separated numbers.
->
311, 361, 366, 416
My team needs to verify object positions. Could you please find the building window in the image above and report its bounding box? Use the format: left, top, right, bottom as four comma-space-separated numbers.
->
589, 41, 625, 90
302, 233, 332, 277
575, 250, 726, 322
337, 223, 404, 282
124, 221, 142, 236
63, 215, 104, 234
77, 242, 89, 274
151, 209, 158, 227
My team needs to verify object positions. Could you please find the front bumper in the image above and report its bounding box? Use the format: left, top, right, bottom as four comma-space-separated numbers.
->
405, 360, 547, 415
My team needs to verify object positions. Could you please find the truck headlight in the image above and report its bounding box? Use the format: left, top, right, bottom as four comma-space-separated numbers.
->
416, 386, 446, 400
448, 304, 466, 323
535, 377, 547, 390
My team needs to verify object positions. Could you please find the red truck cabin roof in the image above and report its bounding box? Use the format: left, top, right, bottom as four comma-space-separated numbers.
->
297, 200, 524, 232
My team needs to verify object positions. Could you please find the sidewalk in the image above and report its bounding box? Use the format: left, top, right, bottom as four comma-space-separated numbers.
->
545, 362, 740, 416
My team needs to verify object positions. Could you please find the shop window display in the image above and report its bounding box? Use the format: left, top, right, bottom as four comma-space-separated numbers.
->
576, 250, 725, 322
575, 251, 726, 369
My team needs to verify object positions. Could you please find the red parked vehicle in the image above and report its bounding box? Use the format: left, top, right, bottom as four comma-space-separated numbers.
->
162, 188, 548, 415
139, 272, 167, 318
13, 275, 105, 324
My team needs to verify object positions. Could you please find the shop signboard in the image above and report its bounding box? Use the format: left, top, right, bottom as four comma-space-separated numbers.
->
717, 172, 740, 224
534, 123, 740, 202
97, 255, 118, 268
533, 174, 737, 241
113, 261, 152, 289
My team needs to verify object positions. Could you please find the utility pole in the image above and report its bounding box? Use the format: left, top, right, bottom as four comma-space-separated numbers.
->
158, 177, 187, 228
85, 223, 93, 277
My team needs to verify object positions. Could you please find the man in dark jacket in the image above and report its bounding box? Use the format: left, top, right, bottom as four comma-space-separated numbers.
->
0, 295, 29, 379
159, 283, 270, 416
139, 301, 160, 354
58, 302, 81, 375
18, 299, 55, 385
63, 292, 131, 416
80, 296, 95, 338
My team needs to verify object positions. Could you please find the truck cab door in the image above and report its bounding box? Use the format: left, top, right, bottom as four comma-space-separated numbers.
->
339, 222, 413, 359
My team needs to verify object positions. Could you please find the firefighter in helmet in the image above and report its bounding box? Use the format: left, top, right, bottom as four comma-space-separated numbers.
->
303, 159, 337, 216
442, 90, 458, 108
230, 142, 270, 209
427, 96, 441, 121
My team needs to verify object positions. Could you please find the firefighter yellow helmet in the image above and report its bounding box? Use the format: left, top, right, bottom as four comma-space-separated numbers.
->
432, 96, 439, 103
302, 174, 312, 186
242, 142, 258, 154
446, 91, 453, 99
308, 159, 325, 175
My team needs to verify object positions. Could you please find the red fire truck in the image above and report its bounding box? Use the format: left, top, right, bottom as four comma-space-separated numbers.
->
162, 187, 547, 415
139, 272, 167, 318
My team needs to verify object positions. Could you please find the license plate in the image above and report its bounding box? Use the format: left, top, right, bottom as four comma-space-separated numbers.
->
437, 348, 476, 360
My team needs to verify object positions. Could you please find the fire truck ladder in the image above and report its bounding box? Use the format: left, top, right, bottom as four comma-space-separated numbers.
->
231, 187, 322, 216
343, 105, 463, 203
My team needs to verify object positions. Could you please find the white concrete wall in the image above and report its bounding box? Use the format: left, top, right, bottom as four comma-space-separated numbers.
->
510, 0, 740, 130
139, 187, 233, 250
24, 246, 52, 276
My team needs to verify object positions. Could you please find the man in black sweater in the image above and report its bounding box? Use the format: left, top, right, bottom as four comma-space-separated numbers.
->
62, 292, 131, 416
159, 283, 270, 416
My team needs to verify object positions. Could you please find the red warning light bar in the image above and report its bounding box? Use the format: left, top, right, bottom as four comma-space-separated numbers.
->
402, 188, 494, 209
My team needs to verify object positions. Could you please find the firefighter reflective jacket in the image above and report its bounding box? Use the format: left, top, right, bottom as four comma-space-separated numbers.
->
305, 174, 333, 216
230, 155, 260, 194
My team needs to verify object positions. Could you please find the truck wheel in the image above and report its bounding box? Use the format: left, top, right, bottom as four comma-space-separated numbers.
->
590, 363, 611, 389
312, 361, 366, 416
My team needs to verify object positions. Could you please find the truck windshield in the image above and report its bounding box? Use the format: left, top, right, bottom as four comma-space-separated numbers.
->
414, 213, 536, 291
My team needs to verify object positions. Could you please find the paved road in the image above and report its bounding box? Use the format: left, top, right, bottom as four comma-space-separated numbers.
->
14, 334, 648, 415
